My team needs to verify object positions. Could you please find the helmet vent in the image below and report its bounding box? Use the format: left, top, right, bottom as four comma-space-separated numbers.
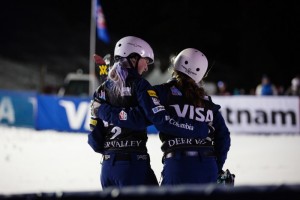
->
185, 61, 188, 65
196, 68, 200, 71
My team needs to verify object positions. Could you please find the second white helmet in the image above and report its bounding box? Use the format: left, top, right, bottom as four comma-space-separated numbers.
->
174, 48, 208, 83
114, 36, 154, 64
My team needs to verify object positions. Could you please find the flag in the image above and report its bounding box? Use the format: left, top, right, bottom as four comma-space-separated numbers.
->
96, 0, 110, 43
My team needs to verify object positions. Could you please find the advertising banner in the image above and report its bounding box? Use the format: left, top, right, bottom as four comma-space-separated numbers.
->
1, 90, 299, 134
36, 95, 91, 132
0, 90, 36, 128
213, 96, 300, 133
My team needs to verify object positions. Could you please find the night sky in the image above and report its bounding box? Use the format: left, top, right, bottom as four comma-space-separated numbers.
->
0, 0, 299, 93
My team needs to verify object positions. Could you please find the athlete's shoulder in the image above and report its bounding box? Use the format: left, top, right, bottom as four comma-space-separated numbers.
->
155, 78, 176, 89
134, 77, 152, 87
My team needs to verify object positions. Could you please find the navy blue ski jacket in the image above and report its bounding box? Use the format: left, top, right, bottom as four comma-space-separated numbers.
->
88, 71, 230, 171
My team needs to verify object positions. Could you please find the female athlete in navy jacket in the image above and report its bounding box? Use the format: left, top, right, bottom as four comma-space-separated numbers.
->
91, 48, 231, 185
88, 37, 218, 188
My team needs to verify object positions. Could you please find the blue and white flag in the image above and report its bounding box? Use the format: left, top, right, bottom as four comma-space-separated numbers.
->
96, 0, 110, 43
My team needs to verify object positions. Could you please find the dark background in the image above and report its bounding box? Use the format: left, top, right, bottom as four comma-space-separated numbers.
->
0, 0, 299, 94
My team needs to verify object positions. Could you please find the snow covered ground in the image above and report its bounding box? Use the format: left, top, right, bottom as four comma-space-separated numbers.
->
1, 125, 300, 195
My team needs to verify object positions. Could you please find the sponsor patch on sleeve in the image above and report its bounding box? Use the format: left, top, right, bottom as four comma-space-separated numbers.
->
147, 90, 158, 97
90, 118, 98, 126
152, 97, 161, 105
152, 105, 165, 114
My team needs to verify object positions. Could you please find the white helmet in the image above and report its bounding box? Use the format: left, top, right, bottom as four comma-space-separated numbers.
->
174, 48, 208, 83
114, 36, 154, 64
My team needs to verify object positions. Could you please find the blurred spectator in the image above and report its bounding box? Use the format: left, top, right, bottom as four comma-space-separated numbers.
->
285, 76, 300, 96
233, 88, 246, 95
203, 82, 217, 95
216, 81, 231, 95
255, 75, 278, 95
249, 88, 256, 95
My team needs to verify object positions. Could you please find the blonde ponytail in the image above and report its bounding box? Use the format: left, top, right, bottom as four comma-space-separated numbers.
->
108, 58, 129, 96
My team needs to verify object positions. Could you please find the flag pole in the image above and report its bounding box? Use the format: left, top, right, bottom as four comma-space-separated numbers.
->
89, 0, 96, 96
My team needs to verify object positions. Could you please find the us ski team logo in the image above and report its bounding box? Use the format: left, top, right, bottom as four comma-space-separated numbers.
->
119, 110, 127, 120
171, 86, 182, 96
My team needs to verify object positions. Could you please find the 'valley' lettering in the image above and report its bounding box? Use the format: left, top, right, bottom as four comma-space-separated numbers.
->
104, 140, 142, 148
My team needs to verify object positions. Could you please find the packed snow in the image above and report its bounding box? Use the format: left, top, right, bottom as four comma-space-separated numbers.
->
1, 125, 300, 195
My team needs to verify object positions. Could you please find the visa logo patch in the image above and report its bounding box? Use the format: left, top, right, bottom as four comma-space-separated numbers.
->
152, 105, 165, 113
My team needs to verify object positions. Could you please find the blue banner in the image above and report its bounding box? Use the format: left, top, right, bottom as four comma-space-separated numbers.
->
36, 95, 91, 133
0, 90, 36, 128
0, 90, 159, 134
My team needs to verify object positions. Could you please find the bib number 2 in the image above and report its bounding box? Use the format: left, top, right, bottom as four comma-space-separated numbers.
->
110, 126, 121, 139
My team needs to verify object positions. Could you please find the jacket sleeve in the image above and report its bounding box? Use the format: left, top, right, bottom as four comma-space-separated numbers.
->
213, 109, 231, 172
98, 104, 151, 130
87, 118, 105, 154
133, 78, 208, 138
97, 78, 208, 138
